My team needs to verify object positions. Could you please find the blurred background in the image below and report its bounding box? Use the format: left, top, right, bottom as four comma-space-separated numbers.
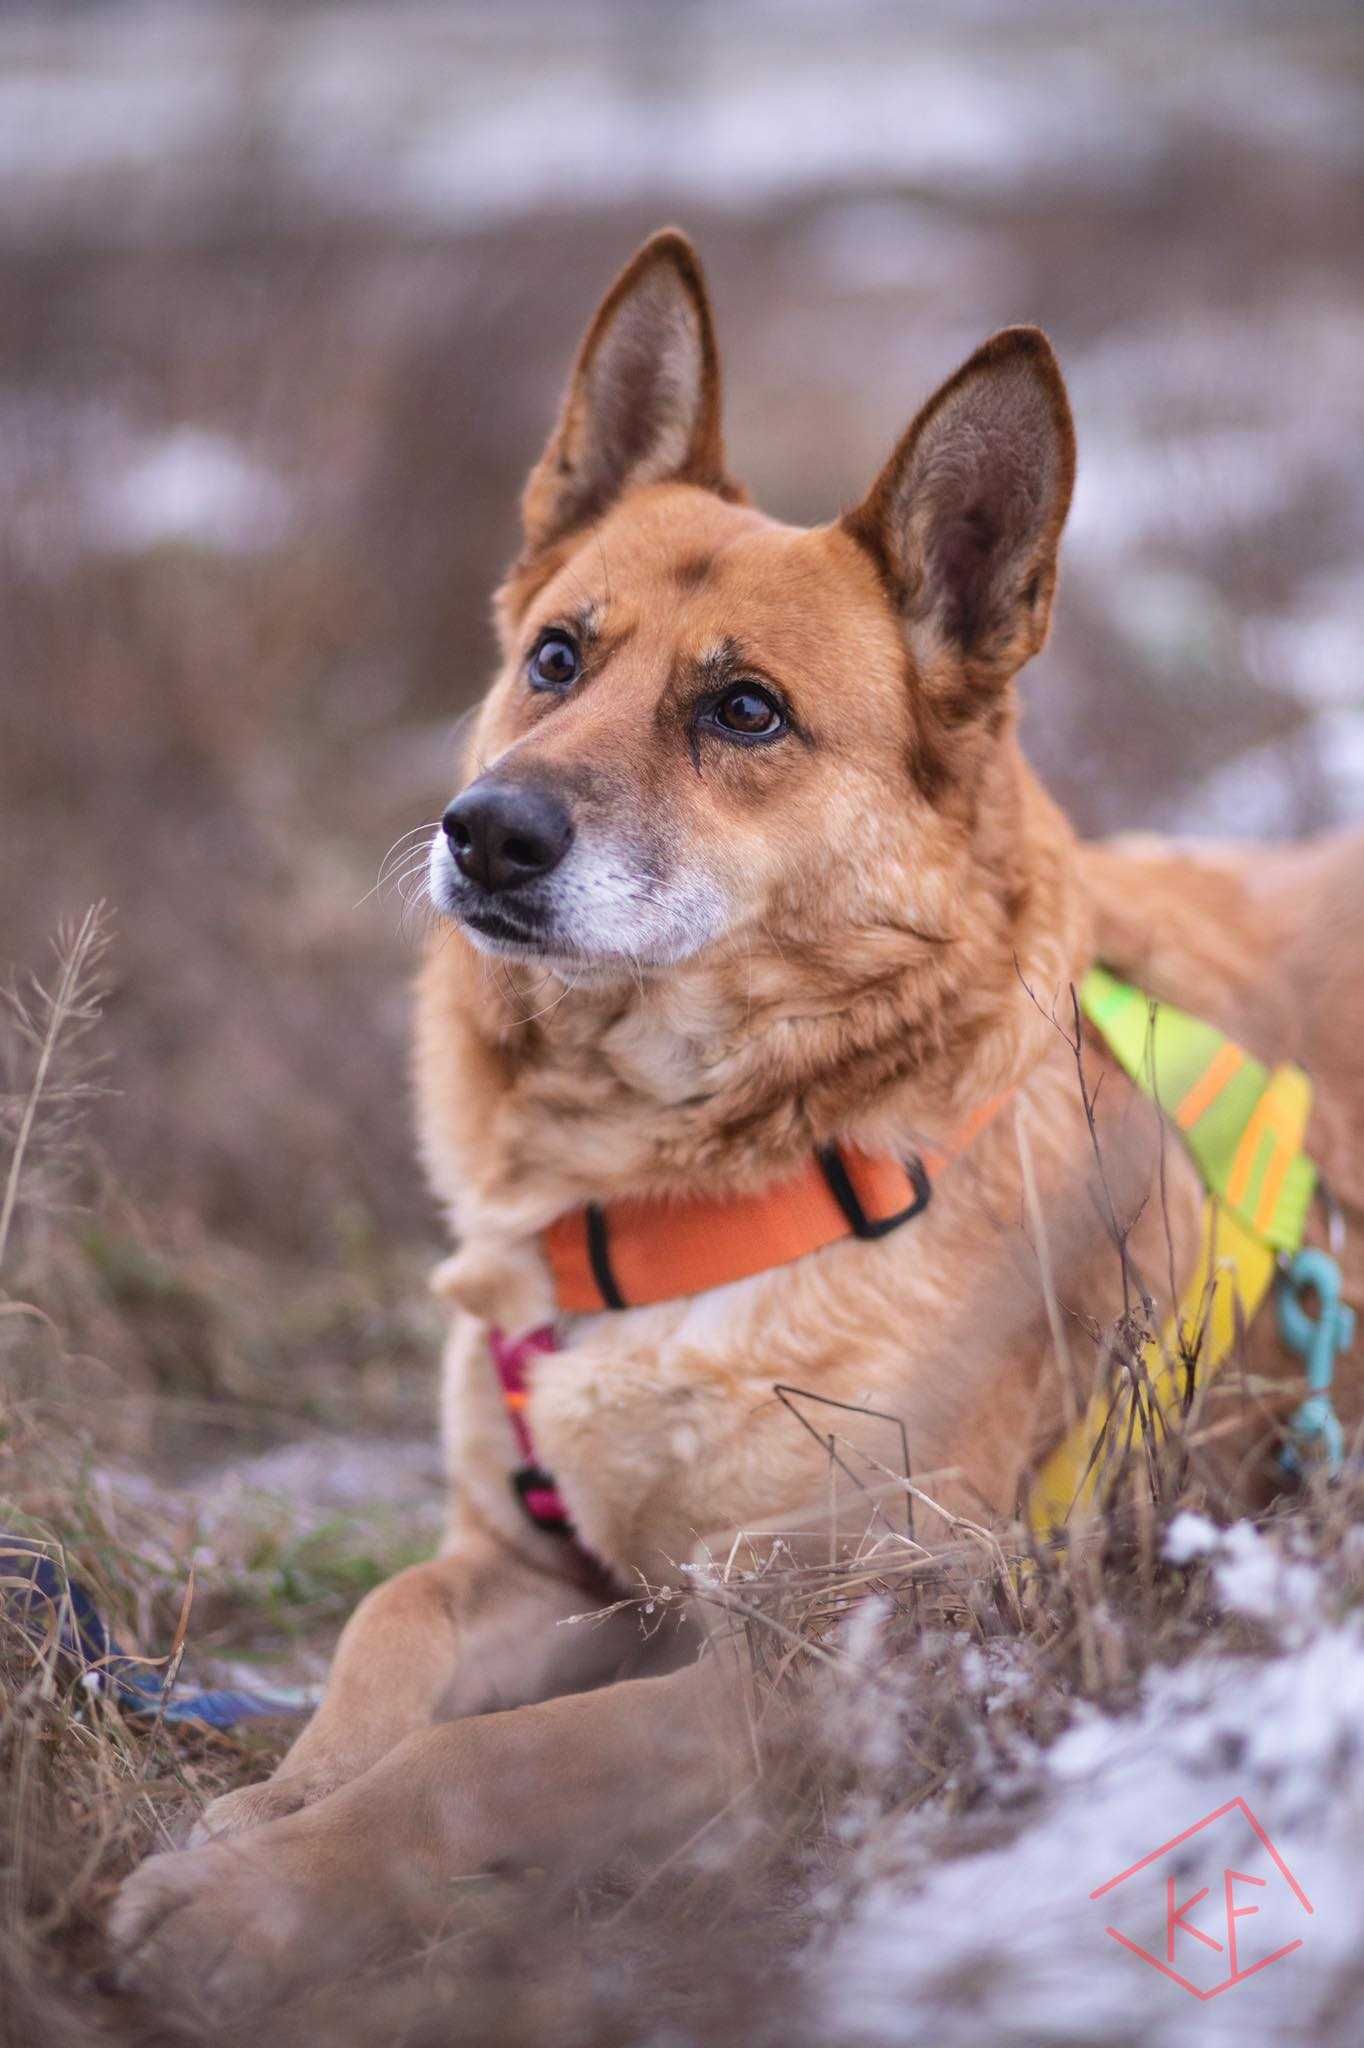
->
2, 12, 1363, 2038
3, 0, 1362, 1492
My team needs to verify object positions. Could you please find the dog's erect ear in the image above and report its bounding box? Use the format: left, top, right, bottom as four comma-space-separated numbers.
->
844, 327, 1075, 694
520, 230, 732, 556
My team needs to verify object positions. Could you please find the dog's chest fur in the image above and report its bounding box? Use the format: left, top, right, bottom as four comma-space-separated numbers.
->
428, 1038, 1203, 1583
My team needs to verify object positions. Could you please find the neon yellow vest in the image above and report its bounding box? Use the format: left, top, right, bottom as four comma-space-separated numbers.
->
1027, 966, 1317, 1534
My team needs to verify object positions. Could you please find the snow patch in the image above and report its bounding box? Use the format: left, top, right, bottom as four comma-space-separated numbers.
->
83, 428, 294, 555
823, 1600, 1364, 2047
1182, 711, 1364, 843
1162, 1509, 1221, 1565
1245, 579, 1364, 711
1212, 1521, 1319, 1636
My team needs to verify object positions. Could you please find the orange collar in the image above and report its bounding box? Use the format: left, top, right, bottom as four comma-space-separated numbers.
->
543, 1094, 1011, 1314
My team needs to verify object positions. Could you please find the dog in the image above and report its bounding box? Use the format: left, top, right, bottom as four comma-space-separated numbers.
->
112, 229, 1364, 2007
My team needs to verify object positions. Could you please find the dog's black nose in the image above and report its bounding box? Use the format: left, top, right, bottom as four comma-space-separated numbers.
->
442, 781, 574, 894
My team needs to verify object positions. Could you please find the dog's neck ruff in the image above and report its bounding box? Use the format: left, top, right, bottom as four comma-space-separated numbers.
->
540, 1100, 1011, 1315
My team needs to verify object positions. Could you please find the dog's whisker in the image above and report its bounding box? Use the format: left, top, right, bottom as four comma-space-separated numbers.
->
388, 852, 437, 893
366, 854, 439, 919
593, 526, 612, 616
512, 967, 582, 1028
358, 825, 444, 909
395, 855, 436, 898
378, 844, 441, 890
758, 919, 790, 969
377, 821, 442, 873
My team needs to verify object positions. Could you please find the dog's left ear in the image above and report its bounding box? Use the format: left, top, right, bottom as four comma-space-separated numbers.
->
520, 229, 733, 557
844, 327, 1075, 694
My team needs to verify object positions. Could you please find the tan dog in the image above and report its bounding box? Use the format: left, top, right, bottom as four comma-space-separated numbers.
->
113, 230, 1364, 2007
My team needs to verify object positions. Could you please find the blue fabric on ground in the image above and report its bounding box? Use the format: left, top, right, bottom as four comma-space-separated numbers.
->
2, 1534, 307, 1729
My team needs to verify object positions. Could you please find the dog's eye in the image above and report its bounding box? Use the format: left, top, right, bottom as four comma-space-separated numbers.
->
710, 685, 785, 740
528, 633, 580, 691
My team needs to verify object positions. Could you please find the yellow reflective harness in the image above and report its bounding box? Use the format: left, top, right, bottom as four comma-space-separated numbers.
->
1027, 965, 1343, 1535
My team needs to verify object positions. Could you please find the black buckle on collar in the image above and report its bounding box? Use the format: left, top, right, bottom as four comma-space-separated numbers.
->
815, 1147, 931, 1241
511, 1463, 573, 1536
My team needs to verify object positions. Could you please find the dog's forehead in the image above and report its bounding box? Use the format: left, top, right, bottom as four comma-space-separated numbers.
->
556, 486, 894, 663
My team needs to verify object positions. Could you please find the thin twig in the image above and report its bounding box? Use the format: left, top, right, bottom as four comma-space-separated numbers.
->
0, 904, 111, 1276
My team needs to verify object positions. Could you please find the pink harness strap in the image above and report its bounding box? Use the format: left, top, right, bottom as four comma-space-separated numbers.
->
488, 1325, 571, 1534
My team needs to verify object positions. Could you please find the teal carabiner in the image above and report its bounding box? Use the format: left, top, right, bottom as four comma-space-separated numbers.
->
1277, 1247, 1353, 1476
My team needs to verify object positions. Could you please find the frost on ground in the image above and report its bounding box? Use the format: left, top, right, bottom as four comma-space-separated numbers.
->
819, 1518, 1364, 2048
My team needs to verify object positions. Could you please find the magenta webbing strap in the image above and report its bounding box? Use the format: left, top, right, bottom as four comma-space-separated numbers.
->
488, 1325, 571, 1533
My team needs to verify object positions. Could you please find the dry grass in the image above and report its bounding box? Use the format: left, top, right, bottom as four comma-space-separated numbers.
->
0, 914, 283, 2041
2, 919, 1349, 2045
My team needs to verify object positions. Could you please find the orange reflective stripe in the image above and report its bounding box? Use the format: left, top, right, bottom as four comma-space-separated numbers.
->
1226, 1089, 1279, 1211
1253, 1131, 1295, 1236
1175, 1041, 1244, 1130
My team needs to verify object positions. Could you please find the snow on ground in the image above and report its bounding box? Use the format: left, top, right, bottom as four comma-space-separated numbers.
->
1246, 579, 1364, 714
821, 1522, 1364, 2047
1185, 712, 1364, 842
2, 4, 1359, 236
2, 398, 296, 567
0, 8, 1177, 230
82, 427, 295, 556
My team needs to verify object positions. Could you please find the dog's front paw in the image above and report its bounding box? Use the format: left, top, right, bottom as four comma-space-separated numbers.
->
109, 1815, 372, 2014
190, 1774, 313, 1846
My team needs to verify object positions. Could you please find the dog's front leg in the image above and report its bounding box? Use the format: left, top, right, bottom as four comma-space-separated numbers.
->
111, 1655, 745, 2013
188, 1525, 630, 1845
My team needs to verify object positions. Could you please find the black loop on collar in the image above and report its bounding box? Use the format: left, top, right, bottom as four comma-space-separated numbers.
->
815, 1147, 932, 1241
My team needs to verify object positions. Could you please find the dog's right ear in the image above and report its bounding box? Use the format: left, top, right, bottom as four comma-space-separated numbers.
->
519, 230, 733, 557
